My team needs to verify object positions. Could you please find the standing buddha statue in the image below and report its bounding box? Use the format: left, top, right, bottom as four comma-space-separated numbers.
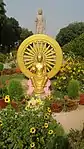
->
35, 8, 46, 34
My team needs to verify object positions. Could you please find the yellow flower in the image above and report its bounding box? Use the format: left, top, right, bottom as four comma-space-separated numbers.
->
36, 98, 41, 104
69, 62, 72, 65
0, 120, 2, 127
58, 87, 61, 90
67, 67, 71, 70
44, 123, 48, 128
47, 107, 51, 113
25, 106, 29, 111
78, 70, 80, 73
48, 130, 53, 135
82, 70, 84, 74
69, 70, 72, 73
73, 67, 76, 71
30, 142, 35, 148
53, 82, 57, 85
48, 95, 53, 100
4, 95, 10, 103
73, 72, 75, 75
30, 127, 36, 134
62, 76, 66, 80
44, 113, 50, 119
71, 75, 73, 78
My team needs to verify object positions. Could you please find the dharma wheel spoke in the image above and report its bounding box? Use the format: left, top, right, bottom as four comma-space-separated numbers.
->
26, 48, 35, 55
29, 45, 36, 54
25, 60, 34, 65
43, 43, 47, 52
26, 63, 33, 69
33, 43, 38, 53
46, 63, 53, 70
24, 51, 34, 57
46, 51, 56, 56
43, 45, 51, 54
46, 58, 56, 62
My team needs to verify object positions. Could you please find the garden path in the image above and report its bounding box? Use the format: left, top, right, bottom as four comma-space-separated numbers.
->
52, 105, 84, 133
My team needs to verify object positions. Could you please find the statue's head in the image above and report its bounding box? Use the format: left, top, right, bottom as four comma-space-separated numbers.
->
37, 53, 43, 62
38, 8, 43, 15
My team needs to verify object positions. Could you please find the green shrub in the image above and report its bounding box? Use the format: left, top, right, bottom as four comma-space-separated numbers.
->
0, 63, 4, 71
68, 128, 84, 149
8, 79, 24, 101
10, 62, 16, 68
0, 53, 6, 63
67, 79, 80, 99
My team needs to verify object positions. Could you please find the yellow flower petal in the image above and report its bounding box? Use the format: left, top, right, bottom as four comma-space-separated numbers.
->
48, 130, 53, 135
30, 142, 35, 148
0, 120, 2, 127
4, 95, 10, 103
44, 123, 48, 128
47, 107, 51, 113
30, 127, 36, 134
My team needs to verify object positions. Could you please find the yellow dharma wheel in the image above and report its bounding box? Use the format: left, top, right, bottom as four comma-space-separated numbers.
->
17, 34, 63, 78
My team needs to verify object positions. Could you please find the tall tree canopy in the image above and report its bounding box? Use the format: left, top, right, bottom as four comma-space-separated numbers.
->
0, 0, 6, 24
62, 33, 84, 57
56, 22, 84, 46
1, 17, 21, 53
0, 0, 6, 44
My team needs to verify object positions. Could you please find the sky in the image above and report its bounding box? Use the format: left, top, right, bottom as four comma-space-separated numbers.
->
4, 0, 84, 37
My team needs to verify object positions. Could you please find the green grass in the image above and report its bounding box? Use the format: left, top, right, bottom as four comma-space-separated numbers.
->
0, 73, 25, 84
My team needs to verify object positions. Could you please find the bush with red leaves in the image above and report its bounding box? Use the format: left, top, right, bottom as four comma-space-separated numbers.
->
51, 102, 63, 113
79, 93, 84, 105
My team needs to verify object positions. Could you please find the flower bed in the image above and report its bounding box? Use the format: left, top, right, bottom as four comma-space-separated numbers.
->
0, 98, 18, 111
0, 68, 21, 76
0, 102, 66, 149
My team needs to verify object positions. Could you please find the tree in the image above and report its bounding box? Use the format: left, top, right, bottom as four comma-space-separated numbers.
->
62, 33, 84, 57
0, 0, 6, 24
20, 28, 33, 42
56, 22, 84, 46
1, 17, 21, 53
0, 0, 6, 44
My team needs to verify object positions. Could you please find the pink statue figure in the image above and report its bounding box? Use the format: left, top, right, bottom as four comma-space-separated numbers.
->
27, 79, 34, 95
44, 79, 51, 96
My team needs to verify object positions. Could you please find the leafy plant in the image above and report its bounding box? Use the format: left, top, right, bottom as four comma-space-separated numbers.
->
0, 63, 4, 71
0, 53, 6, 63
68, 127, 84, 149
8, 79, 24, 101
53, 56, 84, 94
10, 62, 16, 68
0, 81, 8, 98
67, 79, 80, 99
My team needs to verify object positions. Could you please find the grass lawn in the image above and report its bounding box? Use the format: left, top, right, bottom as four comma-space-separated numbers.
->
0, 73, 25, 84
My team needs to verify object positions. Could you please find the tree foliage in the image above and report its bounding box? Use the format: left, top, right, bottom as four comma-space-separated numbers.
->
56, 22, 84, 46
0, 0, 6, 44
20, 28, 33, 42
0, 0, 6, 24
62, 33, 84, 57
0, 1, 33, 53
1, 17, 21, 52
